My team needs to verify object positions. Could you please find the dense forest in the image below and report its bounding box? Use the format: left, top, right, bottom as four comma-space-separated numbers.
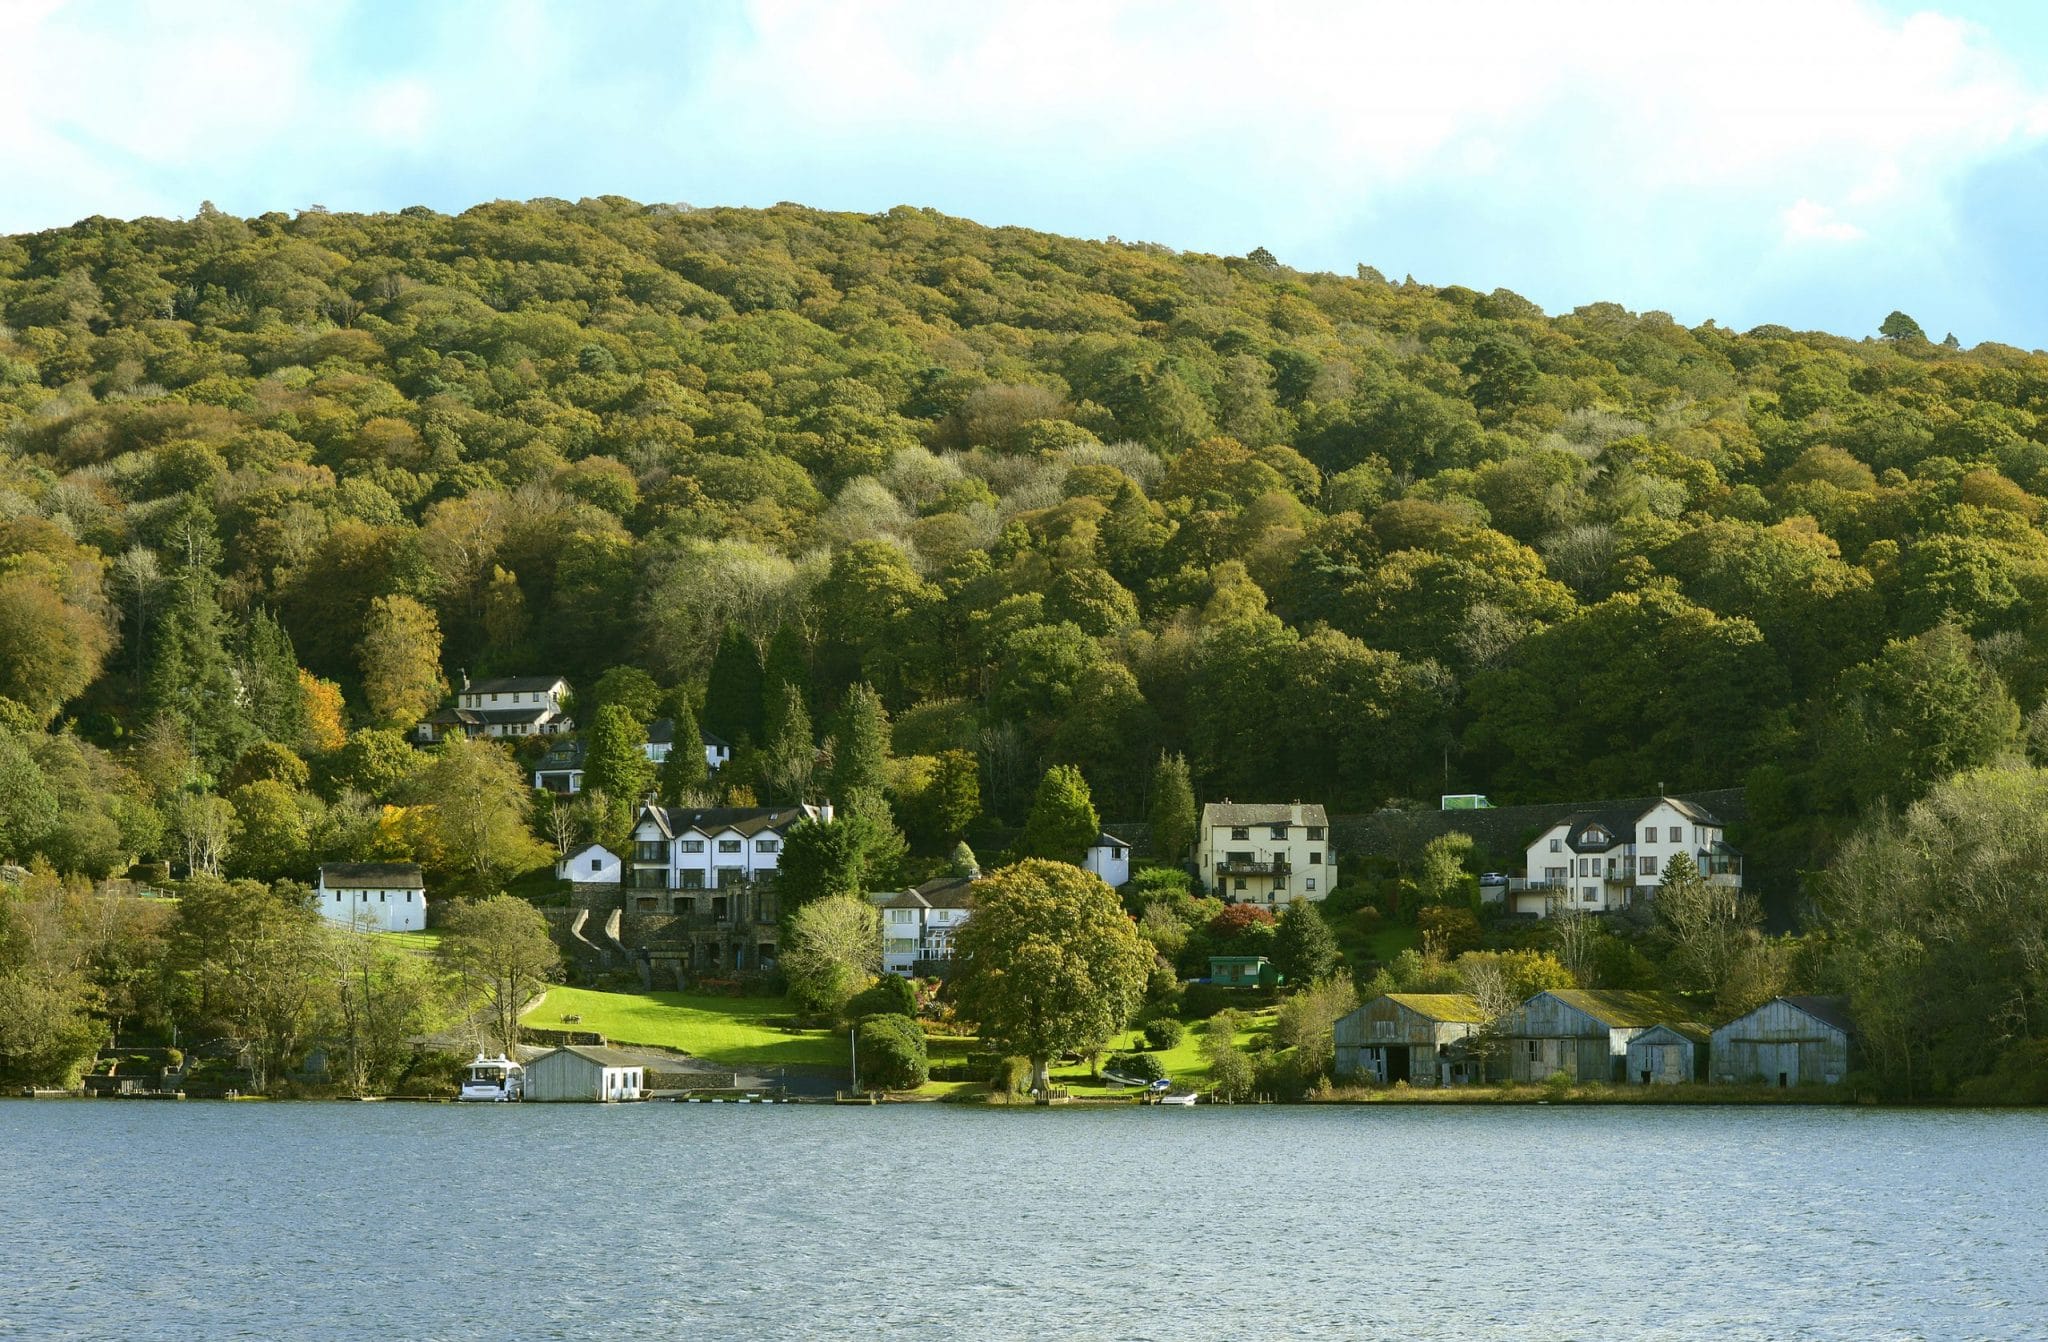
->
4, 198, 2048, 1097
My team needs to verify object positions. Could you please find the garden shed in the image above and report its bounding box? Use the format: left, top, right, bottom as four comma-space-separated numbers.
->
1625, 1021, 1710, 1085
1710, 996, 1853, 1087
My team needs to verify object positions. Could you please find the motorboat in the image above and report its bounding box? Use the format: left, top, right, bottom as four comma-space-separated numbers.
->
458, 1053, 524, 1101
1155, 1091, 1197, 1106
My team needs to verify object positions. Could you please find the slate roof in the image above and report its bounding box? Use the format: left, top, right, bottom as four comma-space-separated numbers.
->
913, 875, 976, 908
1094, 832, 1130, 850
535, 738, 587, 772
645, 717, 674, 746
318, 862, 425, 890
1201, 802, 1330, 828
1779, 995, 1856, 1036
640, 804, 808, 839
1384, 993, 1488, 1024
1545, 797, 1730, 853
464, 675, 569, 695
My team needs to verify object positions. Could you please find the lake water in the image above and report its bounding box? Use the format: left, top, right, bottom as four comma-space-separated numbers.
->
3, 1101, 2044, 1341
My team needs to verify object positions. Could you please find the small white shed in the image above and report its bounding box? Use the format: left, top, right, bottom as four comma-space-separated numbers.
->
1085, 833, 1132, 889
524, 1045, 646, 1102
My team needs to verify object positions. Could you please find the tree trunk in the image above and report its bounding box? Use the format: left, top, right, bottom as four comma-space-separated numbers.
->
1029, 1055, 1051, 1095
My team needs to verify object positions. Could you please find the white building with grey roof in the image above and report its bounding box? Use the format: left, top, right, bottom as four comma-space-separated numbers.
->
414, 674, 573, 744
1517, 795, 1742, 916
1196, 801, 1334, 907
315, 862, 427, 932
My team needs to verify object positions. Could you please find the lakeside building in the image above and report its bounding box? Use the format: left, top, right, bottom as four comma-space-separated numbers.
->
315, 862, 427, 933
1625, 1021, 1712, 1085
873, 875, 976, 977
626, 802, 823, 911
556, 843, 622, 885
524, 1045, 645, 1102
1513, 797, 1743, 916
1503, 989, 1693, 1083
1710, 996, 1854, 1087
1195, 801, 1334, 907
414, 674, 573, 744
1334, 994, 1487, 1086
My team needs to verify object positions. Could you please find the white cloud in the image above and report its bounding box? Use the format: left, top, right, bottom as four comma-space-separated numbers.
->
1782, 198, 1867, 243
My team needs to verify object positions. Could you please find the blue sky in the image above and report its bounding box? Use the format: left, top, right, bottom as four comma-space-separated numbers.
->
6, 0, 2048, 348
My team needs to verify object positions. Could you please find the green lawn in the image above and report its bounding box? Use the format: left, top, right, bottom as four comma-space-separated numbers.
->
523, 986, 841, 1066
375, 928, 447, 955
1051, 1008, 1276, 1096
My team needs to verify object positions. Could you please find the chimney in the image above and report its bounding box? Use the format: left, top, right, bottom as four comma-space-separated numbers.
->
819, 800, 835, 824
459, 668, 470, 691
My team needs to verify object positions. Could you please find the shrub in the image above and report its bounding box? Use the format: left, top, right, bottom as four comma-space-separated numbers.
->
843, 972, 917, 1023
1543, 1070, 1574, 1098
1142, 1017, 1185, 1050
1108, 1051, 1167, 1083
1207, 1047, 1255, 1101
989, 1055, 1032, 1094
855, 1013, 929, 1092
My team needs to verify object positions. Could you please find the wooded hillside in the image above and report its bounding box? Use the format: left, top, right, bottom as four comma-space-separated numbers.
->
1, 198, 2043, 872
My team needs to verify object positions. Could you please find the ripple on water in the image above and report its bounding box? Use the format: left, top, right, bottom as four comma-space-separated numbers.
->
1, 1102, 2046, 1341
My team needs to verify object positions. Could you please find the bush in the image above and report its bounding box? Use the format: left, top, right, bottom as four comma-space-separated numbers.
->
1108, 1051, 1167, 1083
843, 972, 917, 1023
989, 1054, 1031, 1094
855, 1013, 929, 1092
1142, 1017, 1185, 1050
1207, 1047, 1255, 1101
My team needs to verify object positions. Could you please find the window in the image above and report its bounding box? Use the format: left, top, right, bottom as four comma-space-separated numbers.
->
1309, 851, 1322, 866
1640, 855, 1659, 876
634, 841, 666, 863
755, 839, 779, 853
680, 871, 704, 890
1546, 866, 1567, 881
1234, 877, 1247, 891
1669, 826, 1682, 842
681, 840, 705, 853
1112, 846, 1126, 859
1549, 838, 1562, 852
1526, 1041, 1539, 1060
589, 858, 602, 873
718, 840, 742, 854
888, 909, 914, 924
1578, 858, 1590, 876
1582, 887, 1596, 903
1307, 826, 1324, 841
1230, 826, 1249, 841
1640, 827, 1654, 845
1305, 878, 1316, 892
1269, 824, 1288, 840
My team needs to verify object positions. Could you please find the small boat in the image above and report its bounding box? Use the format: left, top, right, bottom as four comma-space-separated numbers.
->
1155, 1092, 1197, 1106
457, 1053, 524, 1102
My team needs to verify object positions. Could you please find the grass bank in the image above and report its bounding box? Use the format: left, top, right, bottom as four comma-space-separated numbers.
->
523, 986, 840, 1067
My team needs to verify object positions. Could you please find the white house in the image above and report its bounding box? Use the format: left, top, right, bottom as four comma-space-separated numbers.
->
532, 718, 727, 794
873, 875, 976, 977
417, 674, 573, 744
1195, 801, 1335, 907
1516, 796, 1743, 917
523, 1045, 645, 1102
625, 802, 826, 914
1084, 832, 1131, 889
556, 843, 622, 885
315, 862, 427, 933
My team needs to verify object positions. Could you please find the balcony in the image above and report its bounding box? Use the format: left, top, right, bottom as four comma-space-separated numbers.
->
1216, 857, 1291, 877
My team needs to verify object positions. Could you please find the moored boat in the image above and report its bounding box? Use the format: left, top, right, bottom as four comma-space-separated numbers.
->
457, 1053, 524, 1101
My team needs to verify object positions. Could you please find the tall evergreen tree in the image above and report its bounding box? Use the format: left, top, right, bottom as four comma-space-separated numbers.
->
145, 497, 249, 768
763, 622, 812, 723
241, 609, 307, 748
830, 682, 890, 798
658, 699, 710, 802
583, 703, 655, 808
760, 683, 815, 803
703, 624, 765, 747
1272, 900, 1340, 985
1149, 751, 1197, 865
1019, 764, 1100, 863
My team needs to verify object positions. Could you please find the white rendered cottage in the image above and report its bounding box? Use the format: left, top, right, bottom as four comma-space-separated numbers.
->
625, 802, 827, 914
1516, 796, 1743, 916
315, 862, 427, 932
556, 843, 622, 885
1084, 832, 1132, 889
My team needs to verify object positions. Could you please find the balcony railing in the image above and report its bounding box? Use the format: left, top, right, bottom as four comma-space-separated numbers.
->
1216, 857, 1291, 877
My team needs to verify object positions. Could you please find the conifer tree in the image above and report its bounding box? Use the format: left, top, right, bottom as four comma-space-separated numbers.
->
1272, 899, 1340, 985
760, 683, 814, 803
145, 497, 250, 768
658, 699, 710, 802
703, 624, 765, 746
583, 703, 654, 807
241, 609, 307, 748
1019, 764, 1099, 863
831, 682, 890, 798
1149, 751, 1197, 865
